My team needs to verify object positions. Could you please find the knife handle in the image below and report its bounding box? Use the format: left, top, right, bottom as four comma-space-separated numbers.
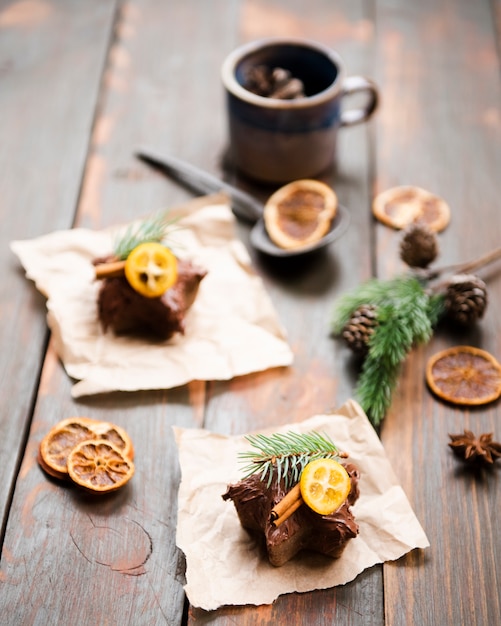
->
136, 148, 263, 224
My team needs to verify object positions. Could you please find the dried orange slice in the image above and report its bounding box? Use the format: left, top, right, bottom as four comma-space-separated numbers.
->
263, 179, 337, 250
39, 418, 97, 480
67, 440, 135, 494
89, 421, 134, 461
373, 186, 450, 232
38, 417, 134, 480
426, 346, 501, 405
124, 242, 178, 298
299, 458, 351, 515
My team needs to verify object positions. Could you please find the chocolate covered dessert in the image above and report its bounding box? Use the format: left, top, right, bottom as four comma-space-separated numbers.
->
93, 214, 207, 340
97, 258, 206, 340
223, 431, 360, 567
223, 464, 359, 567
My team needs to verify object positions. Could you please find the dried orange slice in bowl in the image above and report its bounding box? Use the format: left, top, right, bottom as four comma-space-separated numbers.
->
124, 242, 178, 298
426, 345, 501, 406
299, 458, 351, 515
67, 440, 135, 494
373, 185, 450, 232
263, 179, 337, 250
39, 418, 97, 480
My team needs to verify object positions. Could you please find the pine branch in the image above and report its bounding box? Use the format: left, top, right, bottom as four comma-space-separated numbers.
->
426, 292, 446, 326
332, 275, 443, 425
331, 245, 500, 426
331, 277, 399, 333
239, 430, 344, 488
113, 211, 181, 260
418, 245, 501, 281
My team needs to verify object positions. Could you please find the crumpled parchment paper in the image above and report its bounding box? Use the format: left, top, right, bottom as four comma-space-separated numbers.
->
174, 399, 429, 610
11, 194, 293, 397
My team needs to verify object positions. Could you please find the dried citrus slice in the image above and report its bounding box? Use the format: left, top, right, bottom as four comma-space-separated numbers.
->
263, 179, 337, 250
299, 458, 351, 515
39, 418, 97, 480
124, 242, 178, 298
373, 185, 450, 232
38, 417, 134, 480
426, 345, 501, 405
67, 440, 135, 493
89, 421, 134, 460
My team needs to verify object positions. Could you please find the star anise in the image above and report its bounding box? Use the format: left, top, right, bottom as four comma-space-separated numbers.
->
448, 430, 501, 464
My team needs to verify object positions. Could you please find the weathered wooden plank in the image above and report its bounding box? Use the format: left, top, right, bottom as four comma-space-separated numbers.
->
374, 0, 501, 624
194, 0, 383, 623
1, 1, 242, 624
6, 1, 498, 624
494, 0, 501, 44
0, 0, 117, 538
1, 342, 190, 624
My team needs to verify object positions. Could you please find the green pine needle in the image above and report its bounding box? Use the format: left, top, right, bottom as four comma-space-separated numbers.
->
113, 210, 181, 260
332, 274, 446, 426
239, 430, 343, 488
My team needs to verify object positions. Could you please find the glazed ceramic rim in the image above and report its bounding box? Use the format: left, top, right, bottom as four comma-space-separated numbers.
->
221, 37, 345, 109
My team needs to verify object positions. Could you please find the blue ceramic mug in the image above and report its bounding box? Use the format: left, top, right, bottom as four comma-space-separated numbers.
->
221, 37, 379, 183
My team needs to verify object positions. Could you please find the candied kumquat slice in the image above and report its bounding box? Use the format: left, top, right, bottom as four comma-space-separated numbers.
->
426, 345, 501, 406
124, 242, 178, 298
263, 179, 337, 250
67, 440, 135, 493
299, 458, 351, 516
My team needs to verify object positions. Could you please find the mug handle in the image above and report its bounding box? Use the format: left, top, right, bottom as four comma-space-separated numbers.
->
340, 76, 379, 127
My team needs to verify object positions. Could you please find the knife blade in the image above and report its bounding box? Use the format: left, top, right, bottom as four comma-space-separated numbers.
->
135, 148, 264, 224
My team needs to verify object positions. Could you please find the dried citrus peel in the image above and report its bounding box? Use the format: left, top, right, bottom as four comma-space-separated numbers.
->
124, 242, 178, 298
426, 345, 501, 406
299, 458, 351, 515
263, 179, 337, 250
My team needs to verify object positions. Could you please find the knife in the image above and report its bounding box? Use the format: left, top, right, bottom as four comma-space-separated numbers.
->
135, 147, 264, 224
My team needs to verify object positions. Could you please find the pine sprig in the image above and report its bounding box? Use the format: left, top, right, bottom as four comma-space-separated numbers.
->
332, 274, 446, 426
239, 430, 343, 488
113, 211, 181, 260
331, 245, 501, 426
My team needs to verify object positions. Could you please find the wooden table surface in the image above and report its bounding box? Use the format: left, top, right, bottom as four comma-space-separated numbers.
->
1, 1, 500, 624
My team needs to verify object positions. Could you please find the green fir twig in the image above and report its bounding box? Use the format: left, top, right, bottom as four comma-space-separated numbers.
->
332, 275, 445, 426
331, 245, 501, 426
113, 210, 181, 260
239, 430, 345, 488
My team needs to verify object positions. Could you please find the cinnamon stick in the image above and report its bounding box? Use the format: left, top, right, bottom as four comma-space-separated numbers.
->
269, 483, 303, 527
273, 497, 303, 527
94, 260, 126, 280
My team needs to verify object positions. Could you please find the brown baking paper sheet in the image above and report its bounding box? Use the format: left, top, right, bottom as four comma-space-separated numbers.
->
174, 399, 429, 610
11, 194, 293, 397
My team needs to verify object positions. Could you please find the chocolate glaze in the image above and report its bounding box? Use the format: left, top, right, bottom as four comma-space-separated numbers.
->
223, 463, 360, 567
97, 258, 206, 340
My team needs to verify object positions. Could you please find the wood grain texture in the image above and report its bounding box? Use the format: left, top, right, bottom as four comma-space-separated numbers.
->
0, 0, 116, 538
196, 0, 382, 623
374, 0, 501, 624
3, 1, 240, 624
2, 0, 501, 624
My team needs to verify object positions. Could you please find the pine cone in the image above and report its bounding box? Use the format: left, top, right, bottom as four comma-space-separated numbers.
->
400, 224, 439, 268
342, 304, 378, 355
444, 274, 488, 326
